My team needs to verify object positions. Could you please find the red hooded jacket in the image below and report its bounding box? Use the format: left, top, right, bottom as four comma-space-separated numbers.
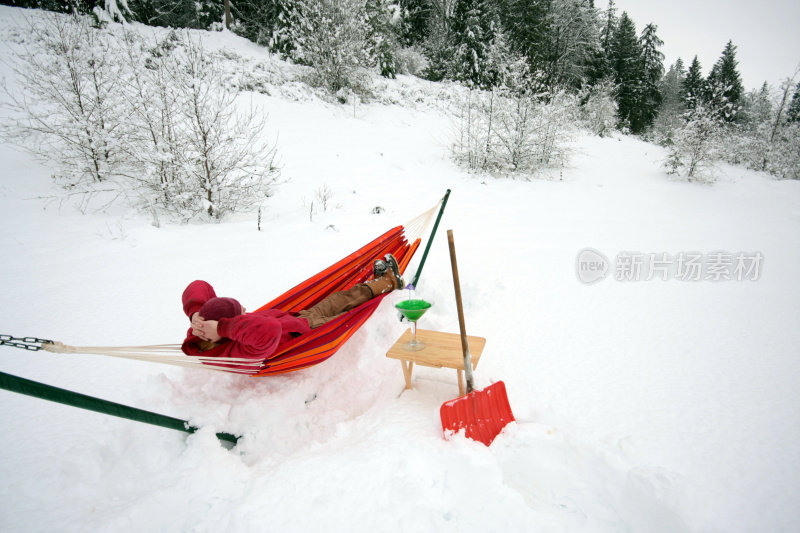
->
181, 280, 311, 359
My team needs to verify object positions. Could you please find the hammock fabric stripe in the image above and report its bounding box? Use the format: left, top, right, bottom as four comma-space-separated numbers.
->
238, 226, 421, 377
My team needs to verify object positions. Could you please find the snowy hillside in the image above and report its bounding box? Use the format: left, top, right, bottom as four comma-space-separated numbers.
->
1, 7, 799, 533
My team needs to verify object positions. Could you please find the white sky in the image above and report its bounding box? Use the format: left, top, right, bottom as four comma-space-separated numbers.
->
595, 0, 800, 91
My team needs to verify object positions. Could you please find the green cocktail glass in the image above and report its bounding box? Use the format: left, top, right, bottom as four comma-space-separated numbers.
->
395, 299, 432, 351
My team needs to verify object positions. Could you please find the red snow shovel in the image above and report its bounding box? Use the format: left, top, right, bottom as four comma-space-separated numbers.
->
439, 230, 515, 446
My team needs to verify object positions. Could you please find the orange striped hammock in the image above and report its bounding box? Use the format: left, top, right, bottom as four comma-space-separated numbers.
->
43, 193, 448, 376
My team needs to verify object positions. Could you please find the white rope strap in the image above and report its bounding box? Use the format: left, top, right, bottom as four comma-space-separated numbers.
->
403, 198, 441, 243
41, 342, 262, 374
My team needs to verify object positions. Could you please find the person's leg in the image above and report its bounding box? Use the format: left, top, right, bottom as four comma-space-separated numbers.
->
298, 258, 404, 329
298, 284, 373, 328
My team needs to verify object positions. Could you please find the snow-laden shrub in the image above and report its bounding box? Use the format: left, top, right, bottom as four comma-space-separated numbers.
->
395, 46, 429, 77
2, 13, 128, 192
578, 80, 618, 137
663, 103, 724, 182
770, 122, 800, 179
650, 109, 685, 148
656, 78, 800, 181
717, 79, 800, 180
120, 30, 279, 220
720, 124, 767, 168
450, 87, 577, 175
2, 12, 280, 222
734, 121, 800, 180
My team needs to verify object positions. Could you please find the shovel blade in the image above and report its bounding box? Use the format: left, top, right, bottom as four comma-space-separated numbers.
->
439, 381, 515, 446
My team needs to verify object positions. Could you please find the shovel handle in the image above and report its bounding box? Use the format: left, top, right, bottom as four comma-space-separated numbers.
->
447, 229, 475, 394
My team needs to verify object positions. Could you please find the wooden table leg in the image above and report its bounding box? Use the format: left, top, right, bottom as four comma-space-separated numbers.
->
457, 369, 464, 396
400, 360, 414, 389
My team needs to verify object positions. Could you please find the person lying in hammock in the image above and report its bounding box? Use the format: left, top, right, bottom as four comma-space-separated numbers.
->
181, 254, 404, 359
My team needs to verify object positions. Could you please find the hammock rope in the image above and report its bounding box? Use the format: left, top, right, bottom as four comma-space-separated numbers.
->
9, 191, 451, 376
41, 343, 262, 374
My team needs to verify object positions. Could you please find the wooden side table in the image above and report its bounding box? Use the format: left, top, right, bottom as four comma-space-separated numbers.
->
386, 328, 486, 395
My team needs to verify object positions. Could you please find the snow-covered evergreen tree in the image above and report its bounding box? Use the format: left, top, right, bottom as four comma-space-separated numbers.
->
682, 55, 705, 109
97, 0, 132, 23
638, 22, 664, 131
652, 59, 685, 144
579, 0, 614, 86
268, 0, 301, 59
421, 0, 457, 81
599, 0, 616, 58
706, 40, 744, 122
125, 0, 210, 29
7, 0, 83, 14
228, 0, 280, 45
449, 0, 495, 88
609, 11, 644, 132
365, 0, 399, 78
494, 0, 550, 91
397, 0, 430, 46
543, 0, 601, 89
195, 0, 224, 29
483, 29, 520, 90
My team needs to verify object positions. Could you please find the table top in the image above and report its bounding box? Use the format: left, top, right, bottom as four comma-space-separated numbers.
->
385, 329, 485, 370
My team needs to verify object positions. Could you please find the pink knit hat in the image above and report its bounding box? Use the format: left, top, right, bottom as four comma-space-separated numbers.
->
198, 297, 243, 321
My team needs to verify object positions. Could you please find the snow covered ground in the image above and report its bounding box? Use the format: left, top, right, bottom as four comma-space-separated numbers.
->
1, 7, 799, 532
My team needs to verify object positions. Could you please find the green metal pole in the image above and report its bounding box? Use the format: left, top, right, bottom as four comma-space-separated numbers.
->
0, 371, 239, 445
409, 189, 451, 289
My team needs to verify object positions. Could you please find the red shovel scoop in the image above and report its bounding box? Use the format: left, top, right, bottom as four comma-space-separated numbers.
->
439, 230, 515, 446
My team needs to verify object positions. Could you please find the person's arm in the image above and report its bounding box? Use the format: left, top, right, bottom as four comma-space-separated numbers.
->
182, 280, 216, 319
216, 314, 283, 358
